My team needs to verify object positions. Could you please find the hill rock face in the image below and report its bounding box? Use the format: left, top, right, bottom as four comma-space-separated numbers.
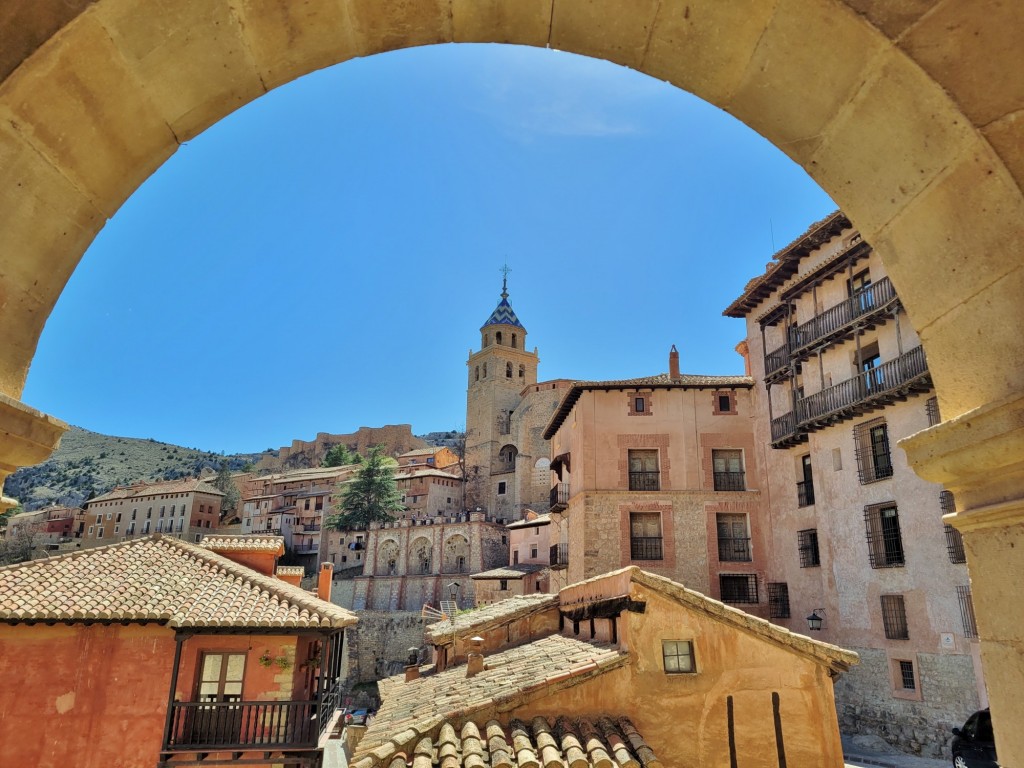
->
2, 427, 268, 511
256, 425, 429, 471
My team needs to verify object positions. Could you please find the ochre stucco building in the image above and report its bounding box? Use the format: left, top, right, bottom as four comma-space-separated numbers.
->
725, 212, 984, 757
352, 567, 856, 768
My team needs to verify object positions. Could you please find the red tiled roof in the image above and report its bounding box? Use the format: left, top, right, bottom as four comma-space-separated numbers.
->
0, 535, 356, 629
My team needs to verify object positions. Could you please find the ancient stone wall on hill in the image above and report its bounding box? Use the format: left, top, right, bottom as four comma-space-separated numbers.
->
257, 425, 428, 471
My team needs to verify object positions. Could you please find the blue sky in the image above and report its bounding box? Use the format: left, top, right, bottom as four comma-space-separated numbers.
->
22, 44, 835, 455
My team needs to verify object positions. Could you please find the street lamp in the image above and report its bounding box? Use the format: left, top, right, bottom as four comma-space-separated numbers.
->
447, 581, 460, 605
806, 609, 825, 631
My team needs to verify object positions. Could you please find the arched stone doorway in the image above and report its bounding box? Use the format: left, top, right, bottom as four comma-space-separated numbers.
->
0, 2, 1021, 760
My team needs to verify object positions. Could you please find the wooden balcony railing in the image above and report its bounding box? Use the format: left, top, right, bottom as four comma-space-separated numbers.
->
772, 346, 930, 446
550, 482, 570, 509
549, 543, 569, 567
763, 277, 899, 377
165, 699, 320, 752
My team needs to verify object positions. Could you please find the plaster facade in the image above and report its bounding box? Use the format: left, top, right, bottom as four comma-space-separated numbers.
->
726, 214, 983, 756
544, 360, 772, 617
1, 2, 1024, 762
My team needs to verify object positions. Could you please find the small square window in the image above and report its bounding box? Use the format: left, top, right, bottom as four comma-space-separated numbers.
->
499, 579, 508, 590
662, 640, 695, 674
497, 481, 507, 495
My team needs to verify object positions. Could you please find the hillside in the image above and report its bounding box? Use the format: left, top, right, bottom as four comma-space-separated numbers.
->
2, 427, 270, 511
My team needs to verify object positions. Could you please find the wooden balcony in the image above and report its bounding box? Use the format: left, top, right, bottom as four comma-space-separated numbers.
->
164, 699, 321, 753
772, 346, 931, 448
763, 277, 899, 382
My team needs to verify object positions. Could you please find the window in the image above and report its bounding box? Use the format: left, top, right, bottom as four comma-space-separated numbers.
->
797, 455, 815, 506
497, 481, 507, 495
720, 574, 759, 604
530, 546, 538, 559
513, 550, 519, 564
95, 515, 102, 524
511, 333, 517, 348
160, 506, 165, 517
629, 512, 663, 560
881, 594, 909, 639
957, 585, 978, 638
143, 520, 151, 534
499, 444, 518, 469
662, 640, 695, 674
116, 512, 122, 523
499, 579, 508, 590
177, 518, 184, 532
864, 503, 905, 568
716, 514, 751, 561
798, 529, 821, 568
627, 391, 652, 416
87, 525, 94, 535
712, 449, 745, 491
898, 660, 916, 690
768, 583, 791, 618
496, 331, 503, 345
106, 512, 112, 520
96, 527, 104, 538
127, 521, 136, 534
483, 363, 487, 378
113, 525, 119, 534
942, 491, 966, 563
713, 391, 736, 415
519, 364, 525, 378
926, 396, 940, 426
635, 397, 645, 413
854, 419, 893, 483
628, 449, 660, 491
156, 520, 163, 533
832, 447, 842, 471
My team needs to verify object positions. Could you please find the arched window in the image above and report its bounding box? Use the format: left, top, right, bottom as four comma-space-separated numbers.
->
496, 331, 503, 345
484, 333, 489, 346
475, 366, 479, 382
483, 363, 488, 378
499, 444, 518, 470
512, 333, 518, 349
506, 362, 513, 378
519, 364, 525, 378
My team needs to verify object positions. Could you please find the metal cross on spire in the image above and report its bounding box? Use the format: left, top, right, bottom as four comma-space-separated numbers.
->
500, 262, 511, 299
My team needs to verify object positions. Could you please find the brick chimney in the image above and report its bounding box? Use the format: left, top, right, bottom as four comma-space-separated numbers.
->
466, 636, 485, 678
669, 344, 680, 380
317, 562, 334, 602
405, 647, 421, 682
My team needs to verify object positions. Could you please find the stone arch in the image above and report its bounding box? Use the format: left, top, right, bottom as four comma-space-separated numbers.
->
442, 533, 470, 574
512, 333, 517, 349
533, 457, 551, 486
506, 362, 513, 378
1, 3, 1023, 757
499, 444, 518, 472
496, 331, 503, 345
376, 538, 400, 576
408, 535, 433, 575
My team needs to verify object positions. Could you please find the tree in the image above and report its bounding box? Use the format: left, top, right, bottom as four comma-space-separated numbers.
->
213, 461, 240, 519
322, 443, 361, 468
325, 445, 403, 530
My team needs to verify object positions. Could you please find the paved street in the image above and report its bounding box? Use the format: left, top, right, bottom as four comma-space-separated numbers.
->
843, 734, 950, 768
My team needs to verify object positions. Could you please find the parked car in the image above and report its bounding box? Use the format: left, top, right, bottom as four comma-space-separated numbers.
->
345, 708, 373, 726
952, 708, 997, 768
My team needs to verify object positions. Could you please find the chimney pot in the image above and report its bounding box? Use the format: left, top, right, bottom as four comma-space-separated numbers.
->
669, 344, 680, 380
466, 636, 485, 678
317, 562, 334, 602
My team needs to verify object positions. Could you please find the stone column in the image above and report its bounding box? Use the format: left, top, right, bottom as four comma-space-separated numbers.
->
902, 393, 1024, 767
0, 394, 67, 512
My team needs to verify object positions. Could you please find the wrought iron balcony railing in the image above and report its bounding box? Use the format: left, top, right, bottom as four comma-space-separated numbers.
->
630, 536, 663, 561
797, 480, 815, 507
717, 537, 752, 562
628, 472, 660, 492
713, 471, 746, 492
549, 543, 569, 567
550, 482, 570, 509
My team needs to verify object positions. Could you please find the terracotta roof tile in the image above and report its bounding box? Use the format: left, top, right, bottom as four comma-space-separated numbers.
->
0, 535, 356, 629
88, 477, 224, 503
359, 714, 659, 768
200, 535, 285, 554
425, 593, 558, 645
357, 635, 628, 760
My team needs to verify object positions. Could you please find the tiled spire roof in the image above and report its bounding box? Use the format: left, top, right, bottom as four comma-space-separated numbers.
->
482, 274, 525, 329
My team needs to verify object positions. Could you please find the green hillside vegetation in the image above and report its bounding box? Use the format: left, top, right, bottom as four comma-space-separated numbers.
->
3, 426, 272, 511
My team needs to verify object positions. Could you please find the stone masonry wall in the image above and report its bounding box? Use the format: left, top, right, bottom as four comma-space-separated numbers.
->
342, 610, 430, 687
834, 647, 980, 758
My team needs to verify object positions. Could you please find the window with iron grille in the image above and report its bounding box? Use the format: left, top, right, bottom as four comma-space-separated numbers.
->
864, 503, 905, 568
797, 455, 815, 507
943, 489, 965, 564
898, 660, 916, 690
716, 513, 751, 561
798, 528, 821, 568
957, 585, 978, 638
628, 449, 660, 491
712, 449, 746, 491
720, 574, 758, 604
767, 583, 790, 618
662, 640, 695, 674
854, 419, 893, 484
629, 512, 663, 561
881, 594, 909, 639
926, 396, 941, 426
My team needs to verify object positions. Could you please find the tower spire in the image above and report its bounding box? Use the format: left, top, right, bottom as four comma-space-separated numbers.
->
500, 262, 511, 299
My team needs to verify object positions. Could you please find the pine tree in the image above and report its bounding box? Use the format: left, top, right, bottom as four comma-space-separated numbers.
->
322, 444, 361, 468
325, 445, 403, 530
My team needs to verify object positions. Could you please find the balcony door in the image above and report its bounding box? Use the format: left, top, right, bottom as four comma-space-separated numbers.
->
628, 450, 660, 491
187, 652, 246, 746
848, 270, 874, 315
